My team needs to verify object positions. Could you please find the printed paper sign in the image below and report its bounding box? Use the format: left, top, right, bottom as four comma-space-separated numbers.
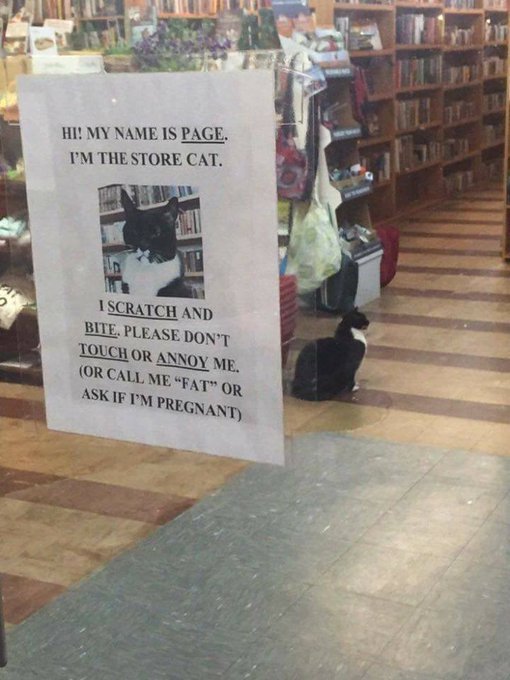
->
18, 71, 284, 464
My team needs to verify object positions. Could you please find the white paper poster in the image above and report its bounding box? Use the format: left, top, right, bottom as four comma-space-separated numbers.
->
18, 71, 284, 464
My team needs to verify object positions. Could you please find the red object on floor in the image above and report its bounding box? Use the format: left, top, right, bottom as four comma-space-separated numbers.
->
280, 275, 298, 368
375, 224, 400, 287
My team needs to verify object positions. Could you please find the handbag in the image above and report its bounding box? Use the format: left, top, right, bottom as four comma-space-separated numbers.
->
276, 128, 308, 200
316, 252, 359, 314
276, 55, 318, 202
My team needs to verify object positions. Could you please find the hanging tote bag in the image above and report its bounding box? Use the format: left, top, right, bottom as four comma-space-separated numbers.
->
286, 196, 343, 294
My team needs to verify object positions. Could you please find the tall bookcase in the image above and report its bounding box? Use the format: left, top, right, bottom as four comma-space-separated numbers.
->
312, 0, 508, 222
503, 30, 510, 259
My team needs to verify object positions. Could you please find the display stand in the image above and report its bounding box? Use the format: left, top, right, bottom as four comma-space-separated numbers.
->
317, 65, 382, 307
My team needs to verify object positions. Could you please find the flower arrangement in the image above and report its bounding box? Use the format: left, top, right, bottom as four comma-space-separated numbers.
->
132, 20, 232, 72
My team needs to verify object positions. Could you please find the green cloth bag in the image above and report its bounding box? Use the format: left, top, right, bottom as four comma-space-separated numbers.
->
286, 197, 342, 294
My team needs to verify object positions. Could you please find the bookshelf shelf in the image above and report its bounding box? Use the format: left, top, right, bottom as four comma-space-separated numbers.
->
359, 134, 393, 147
334, 2, 394, 10
102, 244, 128, 253
483, 74, 507, 81
443, 44, 484, 52
482, 138, 505, 149
396, 121, 442, 135
396, 83, 442, 94
442, 149, 480, 166
444, 115, 481, 129
350, 48, 395, 57
443, 79, 483, 91
396, 43, 443, 50
396, 159, 442, 177
396, 1, 442, 6
76, 15, 124, 20
444, 8, 484, 14
483, 106, 507, 115
484, 41, 508, 47
367, 91, 395, 102
158, 12, 216, 18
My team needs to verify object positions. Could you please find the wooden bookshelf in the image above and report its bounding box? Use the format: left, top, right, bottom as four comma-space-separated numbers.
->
316, 0, 508, 221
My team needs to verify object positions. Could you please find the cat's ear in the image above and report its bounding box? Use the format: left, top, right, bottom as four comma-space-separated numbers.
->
163, 197, 180, 220
121, 189, 137, 220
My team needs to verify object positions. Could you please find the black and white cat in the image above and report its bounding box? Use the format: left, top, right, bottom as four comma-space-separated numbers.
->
292, 308, 369, 401
120, 189, 191, 298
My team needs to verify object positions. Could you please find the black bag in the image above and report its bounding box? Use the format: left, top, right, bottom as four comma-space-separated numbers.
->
316, 252, 359, 314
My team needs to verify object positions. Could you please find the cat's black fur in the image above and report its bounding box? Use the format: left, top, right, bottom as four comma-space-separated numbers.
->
120, 189, 191, 298
292, 308, 369, 401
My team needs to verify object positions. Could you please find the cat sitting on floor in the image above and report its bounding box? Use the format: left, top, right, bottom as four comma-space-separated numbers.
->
292, 308, 369, 401
120, 189, 191, 298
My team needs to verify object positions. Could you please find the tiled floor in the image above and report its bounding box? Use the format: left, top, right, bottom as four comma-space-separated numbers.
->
1, 184, 510, 642
5, 434, 510, 679
284, 185, 510, 453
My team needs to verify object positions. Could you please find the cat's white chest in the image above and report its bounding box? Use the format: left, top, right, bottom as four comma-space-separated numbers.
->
351, 327, 367, 348
122, 254, 181, 297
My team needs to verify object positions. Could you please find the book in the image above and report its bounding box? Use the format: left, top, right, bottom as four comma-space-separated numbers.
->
30, 26, 58, 54
4, 20, 29, 55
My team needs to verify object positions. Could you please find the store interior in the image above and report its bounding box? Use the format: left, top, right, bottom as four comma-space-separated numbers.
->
1, 0, 510, 677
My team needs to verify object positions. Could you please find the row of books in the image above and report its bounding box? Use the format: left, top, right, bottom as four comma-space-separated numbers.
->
101, 222, 125, 245
396, 15, 442, 46
485, 23, 508, 42
337, 0, 392, 4
359, 151, 391, 183
98, 184, 197, 214
153, 0, 268, 13
74, 0, 123, 19
444, 169, 474, 195
396, 97, 432, 130
395, 135, 441, 172
484, 158, 503, 180
443, 136, 469, 160
337, 19, 384, 51
181, 246, 204, 274
75, 24, 120, 49
396, 55, 441, 88
445, 0, 475, 7
443, 63, 479, 85
105, 278, 123, 293
154, 0, 217, 14
483, 91, 505, 112
484, 0, 507, 8
483, 55, 507, 76
103, 253, 122, 275
444, 26, 475, 47
483, 121, 505, 144
178, 209, 202, 237
188, 282, 205, 299
444, 99, 475, 124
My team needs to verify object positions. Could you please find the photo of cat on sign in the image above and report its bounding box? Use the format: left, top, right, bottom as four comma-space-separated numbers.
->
99, 184, 204, 300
